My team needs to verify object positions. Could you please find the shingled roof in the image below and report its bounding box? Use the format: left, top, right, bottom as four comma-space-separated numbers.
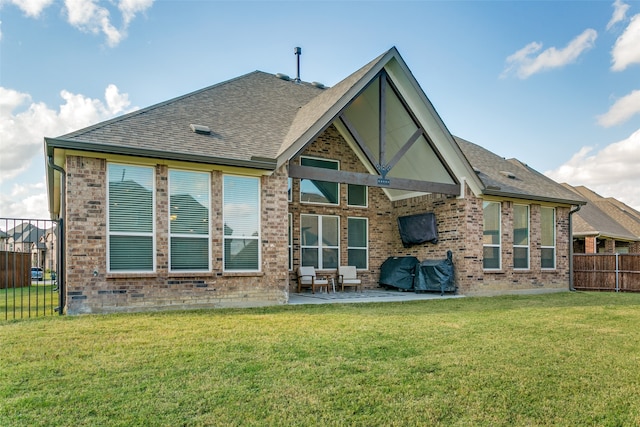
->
46, 71, 326, 169
455, 137, 585, 205
45, 47, 586, 217
562, 184, 640, 241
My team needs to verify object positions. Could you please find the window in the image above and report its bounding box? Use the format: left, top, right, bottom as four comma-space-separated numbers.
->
287, 178, 292, 202
107, 163, 155, 272
483, 201, 501, 270
300, 157, 339, 205
348, 184, 367, 207
513, 204, 529, 269
300, 214, 339, 269
169, 170, 210, 271
348, 217, 368, 269
223, 175, 260, 271
541, 207, 556, 269
288, 213, 293, 271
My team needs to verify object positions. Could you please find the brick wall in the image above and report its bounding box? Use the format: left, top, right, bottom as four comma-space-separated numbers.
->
63, 155, 289, 314
288, 126, 572, 295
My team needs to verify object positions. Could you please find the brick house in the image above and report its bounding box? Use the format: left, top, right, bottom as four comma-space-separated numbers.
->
45, 47, 585, 314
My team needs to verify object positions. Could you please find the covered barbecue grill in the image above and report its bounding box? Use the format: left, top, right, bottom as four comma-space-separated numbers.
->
379, 256, 419, 290
415, 250, 456, 295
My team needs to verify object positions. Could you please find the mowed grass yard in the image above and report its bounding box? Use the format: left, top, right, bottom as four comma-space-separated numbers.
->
2, 292, 640, 426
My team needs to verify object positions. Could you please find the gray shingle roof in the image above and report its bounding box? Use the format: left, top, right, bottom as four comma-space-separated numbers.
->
50, 71, 325, 167
455, 136, 585, 205
562, 184, 640, 240
46, 47, 583, 209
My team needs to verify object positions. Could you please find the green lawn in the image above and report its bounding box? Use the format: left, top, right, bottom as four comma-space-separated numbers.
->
2, 292, 640, 426
0, 284, 59, 320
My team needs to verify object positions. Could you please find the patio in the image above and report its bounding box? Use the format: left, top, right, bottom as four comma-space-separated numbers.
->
288, 288, 463, 305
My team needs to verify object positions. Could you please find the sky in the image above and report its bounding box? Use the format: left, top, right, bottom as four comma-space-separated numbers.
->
1, 0, 639, 220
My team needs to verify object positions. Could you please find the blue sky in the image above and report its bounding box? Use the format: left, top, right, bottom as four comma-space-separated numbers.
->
1, 0, 639, 219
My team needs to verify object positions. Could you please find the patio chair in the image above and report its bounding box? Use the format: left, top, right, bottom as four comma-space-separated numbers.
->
297, 266, 330, 294
337, 265, 362, 292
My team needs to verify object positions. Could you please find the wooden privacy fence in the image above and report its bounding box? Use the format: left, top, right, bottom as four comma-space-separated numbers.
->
0, 251, 30, 289
574, 254, 640, 292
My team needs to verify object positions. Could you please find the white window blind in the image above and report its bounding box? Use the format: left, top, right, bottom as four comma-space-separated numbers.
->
169, 170, 210, 271
107, 164, 155, 272
541, 207, 556, 269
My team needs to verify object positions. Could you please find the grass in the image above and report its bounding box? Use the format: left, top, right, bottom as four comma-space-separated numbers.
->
0, 284, 59, 320
1, 292, 640, 426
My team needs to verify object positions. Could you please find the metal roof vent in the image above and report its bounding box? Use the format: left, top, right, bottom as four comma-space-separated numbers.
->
500, 170, 517, 179
311, 81, 326, 89
190, 124, 211, 135
276, 73, 291, 81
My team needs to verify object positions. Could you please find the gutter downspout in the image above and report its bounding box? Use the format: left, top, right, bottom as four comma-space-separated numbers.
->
568, 204, 582, 291
48, 156, 66, 314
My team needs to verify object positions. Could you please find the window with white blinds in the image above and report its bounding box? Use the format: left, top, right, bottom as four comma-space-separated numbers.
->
169, 170, 210, 272
223, 175, 260, 271
107, 163, 155, 272
541, 207, 556, 269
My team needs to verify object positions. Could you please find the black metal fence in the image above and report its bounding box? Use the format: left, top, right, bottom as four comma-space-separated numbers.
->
1, 218, 62, 320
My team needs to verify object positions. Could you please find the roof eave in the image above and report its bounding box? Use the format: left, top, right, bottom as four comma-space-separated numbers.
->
46, 137, 278, 170
482, 188, 587, 206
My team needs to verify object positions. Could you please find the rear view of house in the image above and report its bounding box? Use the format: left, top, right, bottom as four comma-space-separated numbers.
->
45, 47, 585, 314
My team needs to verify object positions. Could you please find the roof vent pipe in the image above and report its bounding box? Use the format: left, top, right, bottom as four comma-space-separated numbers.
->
294, 47, 301, 83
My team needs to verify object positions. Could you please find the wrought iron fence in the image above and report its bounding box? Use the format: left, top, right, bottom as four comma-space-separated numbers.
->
1, 218, 61, 320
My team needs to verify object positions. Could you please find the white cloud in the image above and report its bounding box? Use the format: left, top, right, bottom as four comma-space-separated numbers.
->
4, 0, 154, 47
6, 0, 54, 17
597, 89, 640, 127
119, 0, 154, 26
0, 85, 136, 183
545, 129, 640, 211
611, 14, 640, 71
502, 29, 598, 79
607, 0, 630, 31
0, 182, 48, 219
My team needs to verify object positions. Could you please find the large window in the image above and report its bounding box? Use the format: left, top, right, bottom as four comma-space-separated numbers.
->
348, 217, 368, 269
483, 201, 501, 270
541, 207, 556, 269
223, 175, 260, 271
300, 157, 339, 205
300, 214, 339, 269
107, 163, 155, 272
169, 170, 210, 272
513, 204, 529, 269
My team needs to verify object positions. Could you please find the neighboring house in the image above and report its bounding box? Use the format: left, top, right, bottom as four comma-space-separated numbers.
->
31, 228, 58, 273
5, 223, 46, 254
562, 184, 640, 254
45, 47, 585, 314
0, 230, 7, 251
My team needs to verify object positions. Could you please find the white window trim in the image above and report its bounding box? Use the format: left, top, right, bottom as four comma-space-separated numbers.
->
300, 213, 340, 269
541, 207, 556, 270
513, 204, 530, 270
347, 184, 368, 208
222, 174, 261, 273
288, 213, 293, 271
299, 156, 340, 206
347, 216, 368, 270
106, 163, 156, 273
483, 201, 501, 271
168, 169, 211, 273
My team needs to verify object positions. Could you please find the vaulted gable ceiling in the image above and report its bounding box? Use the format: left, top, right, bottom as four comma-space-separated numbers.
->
283, 47, 483, 202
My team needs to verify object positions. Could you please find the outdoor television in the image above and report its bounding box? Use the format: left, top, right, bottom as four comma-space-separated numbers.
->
397, 212, 438, 247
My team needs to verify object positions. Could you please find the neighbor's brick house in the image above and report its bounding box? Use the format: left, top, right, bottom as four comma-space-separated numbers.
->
46, 47, 585, 314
